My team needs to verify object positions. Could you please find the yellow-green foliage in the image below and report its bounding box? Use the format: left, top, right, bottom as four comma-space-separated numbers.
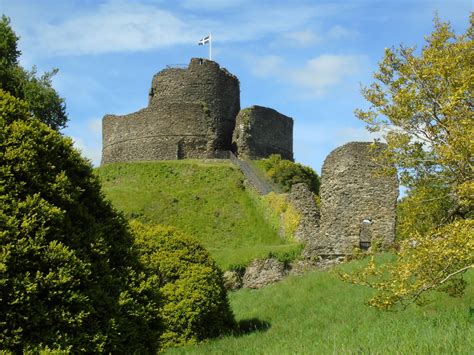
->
355, 16, 473, 192
130, 221, 235, 351
351, 16, 473, 307
342, 219, 474, 309
0, 90, 161, 352
396, 184, 455, 240
263, 192, 301, 241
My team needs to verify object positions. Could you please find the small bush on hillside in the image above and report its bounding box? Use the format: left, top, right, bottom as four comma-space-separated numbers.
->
130, 221, 236, 350
259, 154, 320, 194
0, 90, 161, 352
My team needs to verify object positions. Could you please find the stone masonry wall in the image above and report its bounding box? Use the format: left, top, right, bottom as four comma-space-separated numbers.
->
101, 58, 240, 164
288, 183, 320, 243
307, 142, 398, 255
102, 102, 212, 163
232, 106, 293, 161
149, 58, 240, 151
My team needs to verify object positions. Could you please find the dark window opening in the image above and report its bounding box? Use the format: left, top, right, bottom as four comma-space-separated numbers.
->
177, 140, 184, 160
360, 241, 371, 250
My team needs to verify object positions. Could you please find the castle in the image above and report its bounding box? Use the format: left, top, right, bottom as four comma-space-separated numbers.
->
101, 58, 293, 164
101, 58, 398, 255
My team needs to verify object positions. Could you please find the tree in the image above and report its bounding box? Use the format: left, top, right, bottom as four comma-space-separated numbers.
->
346, 15, 473, 309
259, 154, 321, 194
0, 15, 67, 130
0, 90, 162, 352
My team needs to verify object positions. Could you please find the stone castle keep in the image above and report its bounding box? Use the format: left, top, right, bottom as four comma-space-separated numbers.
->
101, 58, 398, 255
102, 58, 293, 164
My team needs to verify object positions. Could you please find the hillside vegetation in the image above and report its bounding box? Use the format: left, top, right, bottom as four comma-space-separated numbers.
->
168, 257, 474, 354
97, 160, 300, 270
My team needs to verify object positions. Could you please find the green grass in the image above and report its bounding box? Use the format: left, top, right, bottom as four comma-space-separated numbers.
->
96, 160, 299, 269
168, 257, 474, 354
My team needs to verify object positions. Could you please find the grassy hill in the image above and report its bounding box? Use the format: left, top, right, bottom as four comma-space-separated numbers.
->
168, 258, 474, 354
96, 160, 300, 269
96, 160, 473, 354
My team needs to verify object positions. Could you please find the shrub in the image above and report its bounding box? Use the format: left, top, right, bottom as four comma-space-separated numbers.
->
259, 154, 320, 194
130, 221, 236, 350
0, 90, 161, 352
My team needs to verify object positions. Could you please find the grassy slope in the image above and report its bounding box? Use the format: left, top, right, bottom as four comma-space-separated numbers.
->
169, 258, 474, 354
97, 160, 299, 269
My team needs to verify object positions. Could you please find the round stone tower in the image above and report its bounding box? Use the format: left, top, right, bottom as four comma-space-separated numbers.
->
101, 58, 240, 164
148, 58, 240, 151
309, 142, 398, 255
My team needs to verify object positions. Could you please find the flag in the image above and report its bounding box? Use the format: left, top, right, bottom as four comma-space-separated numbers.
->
198, 35, 210, 45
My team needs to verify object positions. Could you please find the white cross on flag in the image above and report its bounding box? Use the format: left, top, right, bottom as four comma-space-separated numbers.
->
198, 35, 210, 45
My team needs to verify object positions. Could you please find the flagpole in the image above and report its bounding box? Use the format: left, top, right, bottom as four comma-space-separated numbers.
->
209, 33, 212, 61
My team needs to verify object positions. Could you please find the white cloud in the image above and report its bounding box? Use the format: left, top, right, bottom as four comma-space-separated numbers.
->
71, 136, 102, 166
327, 25, 357, 40
290, 54, 365, 96
248, 54, 366, 97
293, 123, 384, 174
249, 55, 284, 78
69, 118, 103, 166
210, 4, 331, 44
32, 2, 196, 55
88, 118, 102, 136
334, 127, 385, 145
282, 30, 321, 46
295, 122, 384, 145
5, 0, 356, 57
179, 0, 249, 10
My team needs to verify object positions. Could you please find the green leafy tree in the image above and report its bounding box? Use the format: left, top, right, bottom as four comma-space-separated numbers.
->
0, 90, 161, 352
346, 15, 473, 309
0, 15, 67, 130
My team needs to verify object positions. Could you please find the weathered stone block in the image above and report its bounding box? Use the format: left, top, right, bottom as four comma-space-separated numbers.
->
242, 258, 286, 289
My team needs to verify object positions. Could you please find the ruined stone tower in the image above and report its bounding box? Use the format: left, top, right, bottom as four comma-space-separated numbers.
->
102, 58, 240, 164
101, 58, 294, 165
232, 106, 294, 161
308, 142, 398, 255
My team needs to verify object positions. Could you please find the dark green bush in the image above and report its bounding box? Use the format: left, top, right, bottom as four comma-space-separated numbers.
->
259, 154, 320, 194
0, 90, 161, 352
131, 221, 236, 350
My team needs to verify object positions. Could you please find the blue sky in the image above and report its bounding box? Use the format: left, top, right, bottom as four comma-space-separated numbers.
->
2, 0, 471, 173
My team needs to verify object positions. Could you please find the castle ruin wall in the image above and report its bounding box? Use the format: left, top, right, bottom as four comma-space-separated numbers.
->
101, 58, 240, 164
102, 102, 213, 163
288, 183, 320, 243
232, 106, 293, 161
307, 142, 398, 255
149, 58, 240, 151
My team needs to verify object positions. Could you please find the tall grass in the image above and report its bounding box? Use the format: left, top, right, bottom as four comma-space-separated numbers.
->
168, 257, 474, 354
96, 161, 300, 269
